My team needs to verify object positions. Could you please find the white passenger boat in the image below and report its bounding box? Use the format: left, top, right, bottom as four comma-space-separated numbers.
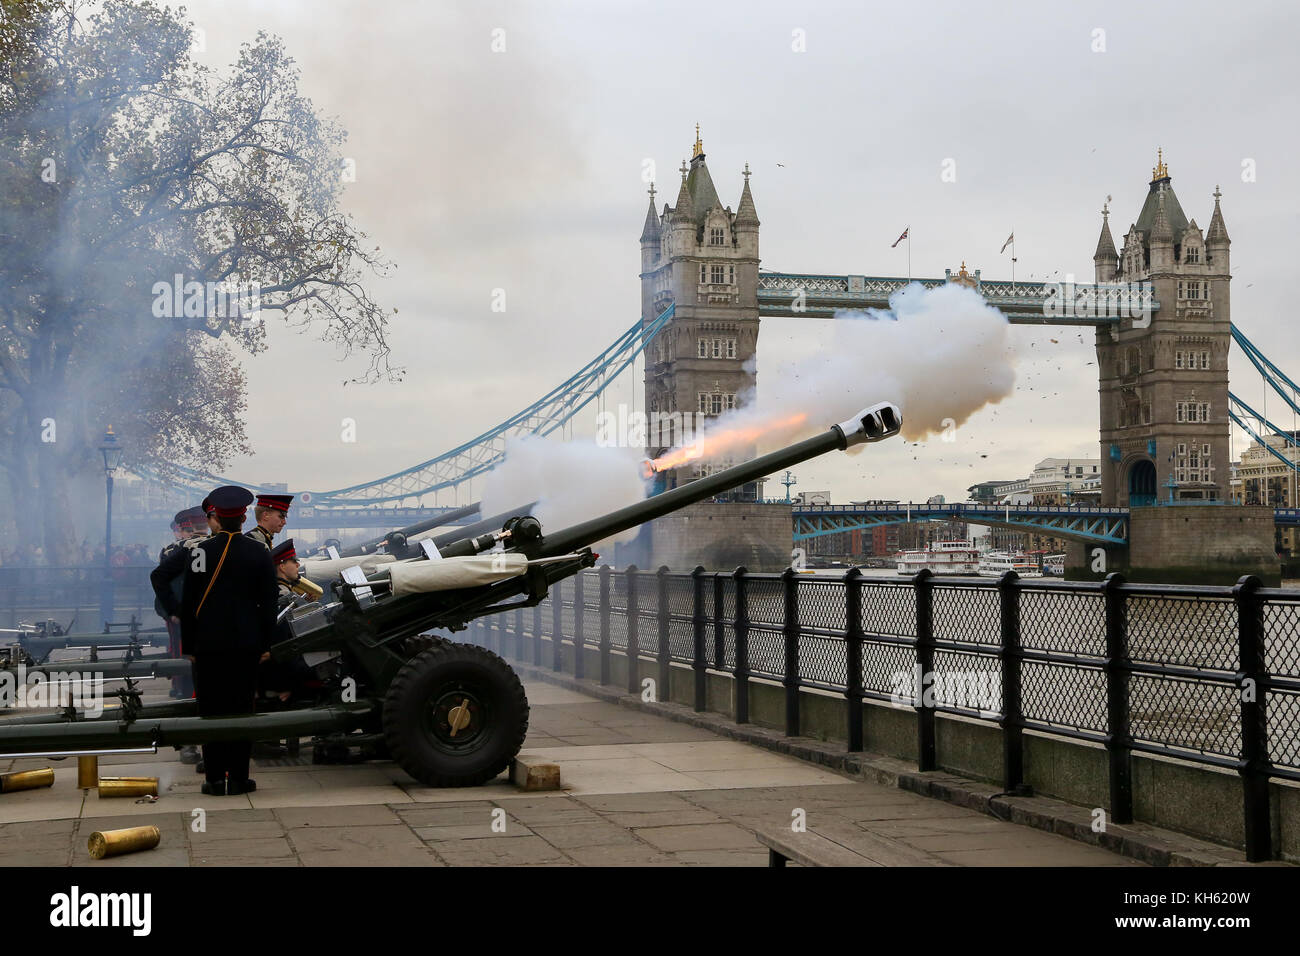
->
977, 551, 1043, 577
896, 541, 981, 576
1043, 554, 1066, 576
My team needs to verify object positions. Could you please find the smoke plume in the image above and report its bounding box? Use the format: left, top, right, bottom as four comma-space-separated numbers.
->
663, 282, 1017, 461
480, 436, 648, 543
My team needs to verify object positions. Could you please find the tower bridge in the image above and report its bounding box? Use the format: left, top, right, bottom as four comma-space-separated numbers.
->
160, 133, 1296, 580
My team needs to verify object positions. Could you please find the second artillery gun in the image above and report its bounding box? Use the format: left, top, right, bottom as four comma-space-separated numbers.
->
0, 404, 902, 787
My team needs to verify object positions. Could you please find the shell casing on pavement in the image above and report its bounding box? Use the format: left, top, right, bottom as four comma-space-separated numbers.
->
87, 825, 161, 859
96, 777, 158, 798
77, 755, 99, 789
0, 768, 55, 792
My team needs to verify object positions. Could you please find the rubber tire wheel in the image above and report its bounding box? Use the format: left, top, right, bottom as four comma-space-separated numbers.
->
382, 642, 529, 787
400, 634, 450, 658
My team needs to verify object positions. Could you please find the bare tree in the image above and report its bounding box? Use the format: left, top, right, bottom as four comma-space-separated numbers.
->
0, 0, 396, 561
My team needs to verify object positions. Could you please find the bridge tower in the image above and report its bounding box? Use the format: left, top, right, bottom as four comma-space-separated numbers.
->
639, 128, 762, 497
1094, 151, 1232, 507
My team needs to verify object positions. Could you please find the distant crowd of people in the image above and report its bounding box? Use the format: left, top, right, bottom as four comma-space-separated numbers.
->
0, 542, 157, 570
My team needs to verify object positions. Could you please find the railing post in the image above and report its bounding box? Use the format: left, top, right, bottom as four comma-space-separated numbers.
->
998, 571, 1023, 791
574, 572, 586, 680
734, 567, 750, 725
1234, 574, 1273, 861
1102, 572, 1133, 824
657, 567, 670, 704
844, 568, 864, 752
913, 569, 936, 771
599, 565, 611, 686
514, 606, 524, 661
692, 566, 706, 712
782, 566, 801, 737
552, 578, 563, 672
532, 601, 542, 666
713, 572, 726, 672
626, 566, 640, 695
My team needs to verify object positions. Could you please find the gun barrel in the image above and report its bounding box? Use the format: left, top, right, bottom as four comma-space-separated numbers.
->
537, 402, 901, 558
341, 502, 483, 556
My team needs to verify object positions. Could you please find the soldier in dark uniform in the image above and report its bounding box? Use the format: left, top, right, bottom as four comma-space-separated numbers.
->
261, 539, 313, 704
151, 486, 277, 796
245, 494, 293, 550
154, 506, 207, 739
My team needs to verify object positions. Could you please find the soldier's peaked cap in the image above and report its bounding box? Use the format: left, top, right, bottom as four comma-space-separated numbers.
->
209, 485, 255, 518
201, 495, 215, 515
271, 539, 297, 564
256, 494, 293, 512
179, 506, 207, 530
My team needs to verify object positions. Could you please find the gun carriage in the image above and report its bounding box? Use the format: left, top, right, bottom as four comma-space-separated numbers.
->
0, 404, 901, 787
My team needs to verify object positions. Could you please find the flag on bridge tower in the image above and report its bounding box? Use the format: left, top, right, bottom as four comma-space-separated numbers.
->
1000, 232, 1015, 254
891, 226, 909, 248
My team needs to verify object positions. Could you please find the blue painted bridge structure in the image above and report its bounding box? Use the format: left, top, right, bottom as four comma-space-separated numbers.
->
793, 502, 1132, 546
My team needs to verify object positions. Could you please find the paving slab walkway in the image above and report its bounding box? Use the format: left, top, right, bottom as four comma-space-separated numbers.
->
0, 679, 1143, 866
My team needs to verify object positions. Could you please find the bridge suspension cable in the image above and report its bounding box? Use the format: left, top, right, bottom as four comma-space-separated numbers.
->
148, 305, 674, 505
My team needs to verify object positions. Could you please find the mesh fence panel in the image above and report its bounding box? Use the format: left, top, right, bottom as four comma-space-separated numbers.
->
860, 583, 917, 637
1126, 594, 1238, 671
861, 640, 915, 698
749, 626, 785, 679
1019, 589, 1107, 657
1128, 674, 1241, 758
1263, 599, 1300, 678
747, 578, 786, 627
798, 580, 847, 632
1021, 660, 1107, 733
668, 619, 697, 663
932, 587, 1001, 646
931, 649, 1002, 715
798, 633, 847, 687
1267, 689, 1300, 770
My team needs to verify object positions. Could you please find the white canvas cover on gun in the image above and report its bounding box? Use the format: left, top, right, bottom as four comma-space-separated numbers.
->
300, 553, 398, 579
388, 553, 529, 596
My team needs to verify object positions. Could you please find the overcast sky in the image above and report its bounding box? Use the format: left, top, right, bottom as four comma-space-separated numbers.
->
177, 0, 1300, 507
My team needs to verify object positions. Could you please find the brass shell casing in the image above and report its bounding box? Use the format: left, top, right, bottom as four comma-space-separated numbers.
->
0, 768, 55, 792
87, 825, 161, 859
96, 776, 158, 798
77, 756, 99, 789
291, 576, 324, 601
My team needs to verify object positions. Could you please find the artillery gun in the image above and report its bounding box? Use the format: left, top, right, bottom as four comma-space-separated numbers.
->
0, 404, 901, 787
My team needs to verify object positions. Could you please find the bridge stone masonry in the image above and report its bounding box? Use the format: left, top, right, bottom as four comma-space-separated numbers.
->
637, 133, 1280, 585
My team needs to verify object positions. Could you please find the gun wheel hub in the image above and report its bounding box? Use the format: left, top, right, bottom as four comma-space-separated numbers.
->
428, 687, 487, 749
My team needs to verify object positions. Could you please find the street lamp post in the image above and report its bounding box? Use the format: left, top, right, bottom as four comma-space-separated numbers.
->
98, 426, 124, 627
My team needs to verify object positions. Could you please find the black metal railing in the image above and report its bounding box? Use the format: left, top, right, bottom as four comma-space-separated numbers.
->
467, 566, 1300, 862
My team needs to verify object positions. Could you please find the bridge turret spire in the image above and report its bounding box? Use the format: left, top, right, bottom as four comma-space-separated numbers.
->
1206, 185, 1230, 245
672, 159, 694, 222
735, 164, 759, 227
640, 183, 661, 243
1094, 198, 1118, 280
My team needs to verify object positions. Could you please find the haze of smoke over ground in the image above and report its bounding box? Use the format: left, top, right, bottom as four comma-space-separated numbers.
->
480, 436, 648, 543
675, 282, 1018, 457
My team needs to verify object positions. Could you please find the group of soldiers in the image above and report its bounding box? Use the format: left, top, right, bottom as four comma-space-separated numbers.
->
149, 487, 309, 797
